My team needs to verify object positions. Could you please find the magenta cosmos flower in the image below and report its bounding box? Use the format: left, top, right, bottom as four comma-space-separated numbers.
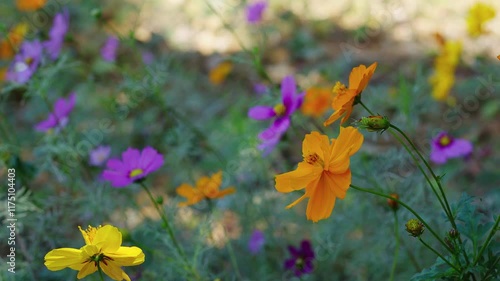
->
6, 40, 43, 84
102, 147, 164, 187
35, 92, 76, 132
284, 240, 315, 277
101, 36, 119, 62
43, 9, 69, 60
89, 145, 111, 166
248, 76, 304, 154
246, 1, 267, 24
430, 132, 473, 165
248, 230, 265, 254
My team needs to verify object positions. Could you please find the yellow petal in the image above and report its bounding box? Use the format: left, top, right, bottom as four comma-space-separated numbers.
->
106, 246, 145, 266
176, 183, 198, 198
275, 162, 321, 193
100, 260, 128, 281
306, 173, 336, 222
323, 170, 351, 199
44, 248, 85, 271
329, 126, 363, 161
76, 261, 98, 280
93, 225, 122, 253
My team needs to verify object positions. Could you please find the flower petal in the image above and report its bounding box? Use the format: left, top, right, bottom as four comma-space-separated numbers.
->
44, 248, 85, 271
248, 106, 276, 120
445, 139, 473, 158
34, 114, 58, 131
329, 126, 363, 160
121, 148, 141, 170
93, 225, 122, 252
275, 162, 321, 193
323, 170, 351, 199
100, 260, 129, 281
139, 147, 164, 173
106, 246, 145, 267
349, 62, 377, 92
76, 261, 98, 280
323, 109, 344, 127
302, 131, 330, 164
281, 75, 296, 110
305, 173, 336, 222
54, 92, 76, 118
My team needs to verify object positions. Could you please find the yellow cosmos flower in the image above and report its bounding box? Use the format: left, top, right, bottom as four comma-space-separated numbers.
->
300, 87, 333, 117
209, 61, 232, 85
429, 40, 461, 103
16, 0, 47, 11
177, 171, 236, 206
466, 3, 496, 37
0, 23, 29, 59
324, 62, 377, 126
275, 127, 363, 222
44, 225, 145, 281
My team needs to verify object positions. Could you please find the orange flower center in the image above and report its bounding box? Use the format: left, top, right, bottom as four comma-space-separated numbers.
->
129, 168, 144, 178
305, 153, 323, 167
333, 81, 347, 96
273, 103, 286, 116
439, 135, 451, 146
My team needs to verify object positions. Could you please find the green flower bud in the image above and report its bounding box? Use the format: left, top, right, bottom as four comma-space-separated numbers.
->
448, 229, 459, 239
156, 196, 164, 205
405, 219, 425, 237
357, 115, 390, 133
91, 8, 102, 19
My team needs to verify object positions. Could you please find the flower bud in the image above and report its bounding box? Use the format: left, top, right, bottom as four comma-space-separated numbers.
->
405, 219, 424, 237
357, 115, 390, 133
448, 229, 459, 239
387, 193, 399, 211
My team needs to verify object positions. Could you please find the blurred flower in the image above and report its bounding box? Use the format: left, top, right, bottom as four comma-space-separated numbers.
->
246, 1, 267, 24
89, 145, 111, 166
466, 3, 496, 37
284, 240, 315, 277
429, 40, 461, 103
301, 87, 332, 117
0, 23, 29, 59
430, 132, 473, 165
0, 68, 7, 81
497, 54, 500, 60
43, 10, 70, 60
44, 225, 145, 281
16, 0, 46, 11
102, 147, 164, 187
253, 82, 268, 95
387, 193, 399, 211
209, 61, 232, 85
101, 36, 119, 62
248, 230, 265, 254
35, 92, 76, 132
177, 171, 235, 206
6, 40, 42, 84
141, 51, 154, 65
324, 62, 377, 126
248, 75, 304, 154
275, 127, 363, 222
405, 219, 424, 237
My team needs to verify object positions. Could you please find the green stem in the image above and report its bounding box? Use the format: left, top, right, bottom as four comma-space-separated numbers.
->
350, 184, 454, 253
482, 255, 500, 280
97, 265, 105, 281
224, 227, 243, 280
389, 210, 400, 281
473, 215, 500, 266
139, 182, 200, 280
418, 237, 459, 271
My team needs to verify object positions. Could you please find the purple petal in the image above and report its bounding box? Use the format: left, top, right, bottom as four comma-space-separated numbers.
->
248, 106, 276, 120
273, 117, 290, 134
281, 76, 296, 111
257, 136, 280, 156
139, 147, 164, 173
121, 148, 141, 170
246, 1, 267, 24
291, 91, 305, 113
34, 114, 58, 131
248, 230, 265, 254
89, 146, 111, 166
444, 139, 473, 158
101, 171, 132, 187
430, 145, 447, 165
101, 36, 119, 62
284, 258, 296, 270
302, 259, 314, 273
54, 92, 76, 118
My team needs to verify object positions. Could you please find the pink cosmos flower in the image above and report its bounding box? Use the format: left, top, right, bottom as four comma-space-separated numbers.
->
102, 147, 164, 187
430, 132, 473, 164
89, 146, 111, 166
35, 92, 76, 132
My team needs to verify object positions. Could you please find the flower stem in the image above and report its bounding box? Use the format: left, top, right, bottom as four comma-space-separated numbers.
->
97, 265, 105, 281
389, 210, 400, 281
418, 237, 459, 271
350, 184, 454, 253
139, 182, 200, 280
473, 215, 500, 266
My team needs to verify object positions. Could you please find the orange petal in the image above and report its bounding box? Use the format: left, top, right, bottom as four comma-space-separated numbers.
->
275, 162, 321, 193
349, 62, 377, 92
212, 187, 236, 199
306, 173, 336, 222
285, 192, 309, 209
323, 170, 351, 199
323, 109, 344, 127
302, 131, 330, 163
339, 102, 354, 125
329, 126, 363, 160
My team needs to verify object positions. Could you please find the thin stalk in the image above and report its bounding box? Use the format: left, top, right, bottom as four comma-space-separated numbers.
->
97, 265, 105, 281
350, 184, 454, 254
473, 215, 500, 266
139, 182, 200, 280
418, 237, 459, 271
224, 227, 243, 280
389, 210, 400, 281
482, 255, 500, 281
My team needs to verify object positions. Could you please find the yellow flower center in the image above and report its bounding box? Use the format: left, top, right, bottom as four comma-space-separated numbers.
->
333, 81, 347, 96
129, 168, 144, 178
439, 135, 451, 146
273, 103, 286, 116
305, 153, 324, 167
79, 225, 101, 244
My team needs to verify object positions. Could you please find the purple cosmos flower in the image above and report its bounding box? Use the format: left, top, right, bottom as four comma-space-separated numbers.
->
284, 240, 315, 277
101, 147, 164, 187
430, 132, 473, 165
101, 36, 119, 62
248, 75, 304, 154
248, 230, 265, 254
35, 92, 76, 132
43, 9, 69, 60
246, 1, 267, 24
6, 40, 42, 84
89, 146, 111, 166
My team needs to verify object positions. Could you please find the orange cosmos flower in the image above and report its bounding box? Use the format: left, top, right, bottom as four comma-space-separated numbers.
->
177, 171, 235, 206
275, 127, 363, 222
324, 62, 377, 126
16, 0, 47, 11
209, 61, 233, 85
300, 87, 333, 117
0, 23, 29, 59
